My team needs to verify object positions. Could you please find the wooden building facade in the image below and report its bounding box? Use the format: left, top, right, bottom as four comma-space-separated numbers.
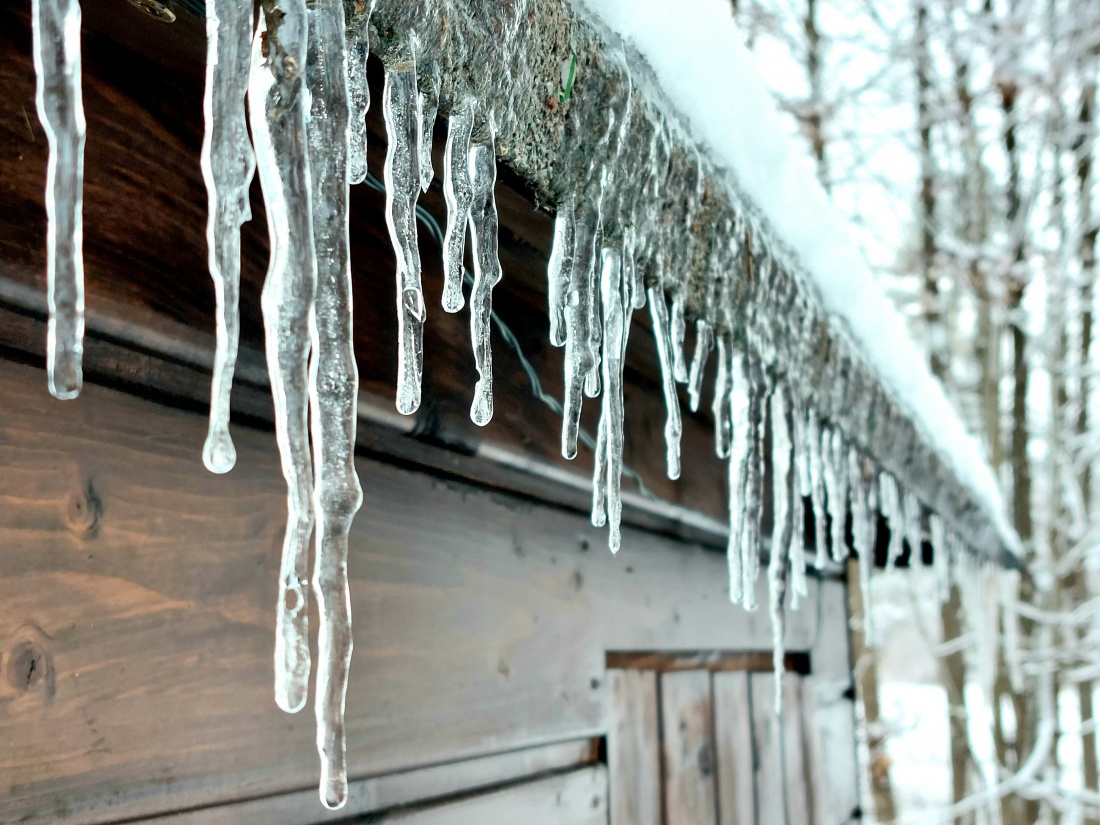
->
0, 2, 861, 823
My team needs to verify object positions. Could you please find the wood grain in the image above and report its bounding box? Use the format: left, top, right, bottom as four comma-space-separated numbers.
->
607, 669, 661, 825
660, 670, 718, 824
749, 671, 785, 825
713, 671, 756, 825
368, 765, 609, 825
0, 360, 817, 824
782, 678, 811, 825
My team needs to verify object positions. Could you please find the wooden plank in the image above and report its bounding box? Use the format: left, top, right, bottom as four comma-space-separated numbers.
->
134, 738, 597, 824
372, 765, 608, 825
749, 672, 785, 825
713, 671, 756, 825
0, 360, 820, 824
607, 670, 660, 825
782, 678, 811, 825
606, 650, 810, 674
660, 670, 718, 825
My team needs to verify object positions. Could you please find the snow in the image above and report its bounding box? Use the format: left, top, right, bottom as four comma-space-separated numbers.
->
576, 0, 1020, 559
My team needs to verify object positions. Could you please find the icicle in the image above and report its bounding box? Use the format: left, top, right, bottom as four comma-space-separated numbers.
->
305, 0, 359, 809
467, 126, 502, 427
741, 362, 769, 612
200, 0, 256, 473
903, 489, 924, 565
626, 226, 646, 310
344, 0, 373, 185
592, 247, 631, 552
1002, 570, 1024, 692
768, 385, 794, 711
930, 512, 949, 602
32, 0, 86, 400
561, 203, 600, 459
849, 450, 875, 646
546, 196, 575, 346
687, 319, 713, 412
250, 0, 317, 717
711, 334, 732, 458
807, 413, 828, 569
441, 102, 475, 313
647, 286, 682, 480
727, 351, 750, 605
383, 52, 425, 415
879, 472, 903, 568
786, 395, 808, 608
583, 210, 604, 400
417, 77, 439, 192
824, 428, 850, 561
669, 292, 688, 383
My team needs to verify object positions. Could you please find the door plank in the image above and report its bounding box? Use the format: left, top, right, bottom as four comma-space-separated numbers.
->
660, 669, 718, 824
713, 671, 756, 825
782, 677, 811, 825
608, 669, 661, 825
371, 765, 608, 825
749, 672, 785, 825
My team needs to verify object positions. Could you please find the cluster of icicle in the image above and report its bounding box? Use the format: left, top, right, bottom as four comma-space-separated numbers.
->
27, 0, 988, 807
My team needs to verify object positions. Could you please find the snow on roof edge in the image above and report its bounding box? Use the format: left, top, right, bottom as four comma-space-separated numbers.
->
576, 0, 1022, 558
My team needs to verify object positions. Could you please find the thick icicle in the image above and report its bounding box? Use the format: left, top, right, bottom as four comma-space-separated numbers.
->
383, 53, 425, 415
32, 0, 86, 400
824, 427, 851, 561
201, 0, 256, 473
583, 209, 604, 401
546, 196, 575, 346
669, 292, 688, 383
592, 247, 631, 552
711, 334, 733, 458
418, 77, 439, 192
741, 362, 769, 612
343, 0, 373, 185
687, 319, 713, 412
249, 0, 317, 717
768, 385, 794, 710
305, 0, 360, 809
879, 472, 903, 568
807, 413, 829, 569
467, 127, 502, 427
561, 203, 600, 459
727, 351, 751, 605
648, 287, 682, 480
441, 102, 475, 313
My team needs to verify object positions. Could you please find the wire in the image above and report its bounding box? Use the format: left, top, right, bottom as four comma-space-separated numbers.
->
362, 170, 661, 503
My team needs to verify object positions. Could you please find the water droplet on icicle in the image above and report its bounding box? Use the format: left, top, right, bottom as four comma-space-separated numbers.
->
201, 0, 256, 473
467, 124, 502, 427
441, 101, 474, 313
249, 0, 317, 719
32, 0, 86, 400
305, 0, 361, 809
383, 48, 425, 415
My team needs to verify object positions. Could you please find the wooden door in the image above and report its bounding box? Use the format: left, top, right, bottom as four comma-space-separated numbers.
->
608, 661, 818, 825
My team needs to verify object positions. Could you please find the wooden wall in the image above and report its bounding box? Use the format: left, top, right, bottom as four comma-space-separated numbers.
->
0, 360, 858, 823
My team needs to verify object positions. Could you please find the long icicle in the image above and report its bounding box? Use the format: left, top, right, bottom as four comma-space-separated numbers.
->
561, 203, 600, 459
467, 124, 502, 427
32, 0, 86, 400
768, 383, 794, 712
687, 319, 713, 412
305, 0, 360, 809
669, 292, 688, 383
648, 286, 682, 480
383, 51, 425, 415
727, 351, 750, 604
344, 0, 373, 184
547, 196, 575, 347
712, 334, 732, 458
807, 413, 829, 568
441, 102, 475, 313
201, 0, 256, 473
787, 394, 808, 607
741, 360, 768, 612
250, 0, 317, 717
